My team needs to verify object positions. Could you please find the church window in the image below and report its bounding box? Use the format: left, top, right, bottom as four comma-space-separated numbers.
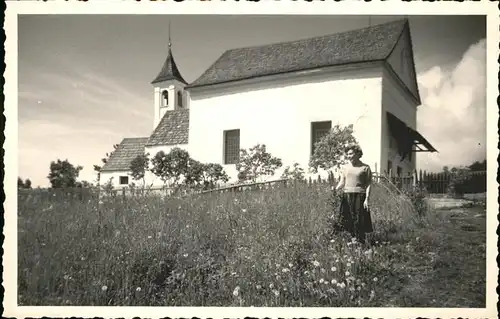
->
162, 90, 169, 107
119, 176, 129, 185
311, 121, 332, 156
224, 129, 240, 165
177, 91, 183, 107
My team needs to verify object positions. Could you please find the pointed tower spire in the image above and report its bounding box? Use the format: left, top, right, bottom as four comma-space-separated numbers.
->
151, 21, 187, 85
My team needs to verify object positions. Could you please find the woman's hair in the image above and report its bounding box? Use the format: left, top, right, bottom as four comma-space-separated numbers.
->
345, 144, 363, 158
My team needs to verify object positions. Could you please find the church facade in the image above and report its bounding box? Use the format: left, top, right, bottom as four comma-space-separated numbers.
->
100, 19, 436, 189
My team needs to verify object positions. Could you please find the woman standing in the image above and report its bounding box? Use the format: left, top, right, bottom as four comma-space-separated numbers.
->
334, 144, 374, 244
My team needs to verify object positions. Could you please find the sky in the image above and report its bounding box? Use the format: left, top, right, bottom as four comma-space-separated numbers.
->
18, 14, 487, 187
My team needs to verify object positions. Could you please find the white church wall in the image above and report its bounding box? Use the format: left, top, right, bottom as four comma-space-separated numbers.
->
381, 67, 418, 177
100, 171, 134, 190
188, 65, 384, 183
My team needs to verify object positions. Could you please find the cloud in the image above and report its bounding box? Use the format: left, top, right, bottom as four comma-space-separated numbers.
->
416, 38, 486, 172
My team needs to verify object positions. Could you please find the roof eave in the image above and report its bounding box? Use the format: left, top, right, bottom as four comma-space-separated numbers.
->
186, 60, 386, 91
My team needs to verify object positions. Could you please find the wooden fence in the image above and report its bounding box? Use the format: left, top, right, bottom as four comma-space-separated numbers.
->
18, 168, 487, 202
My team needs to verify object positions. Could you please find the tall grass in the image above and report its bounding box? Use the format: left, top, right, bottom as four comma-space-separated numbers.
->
19, 182, 430, 307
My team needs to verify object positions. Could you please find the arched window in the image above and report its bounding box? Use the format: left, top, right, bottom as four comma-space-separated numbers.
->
162, 90, 169, 107
177, 91, 183, 107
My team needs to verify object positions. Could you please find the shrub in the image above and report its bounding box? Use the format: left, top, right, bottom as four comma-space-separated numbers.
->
281, 163, 306, 181
236, 144, 283, 183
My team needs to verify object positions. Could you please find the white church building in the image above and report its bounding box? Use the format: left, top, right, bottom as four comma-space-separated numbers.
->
100, 18, 437, 189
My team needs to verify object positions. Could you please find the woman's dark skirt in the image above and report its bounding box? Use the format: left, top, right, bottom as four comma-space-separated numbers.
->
337, 192, 373, 241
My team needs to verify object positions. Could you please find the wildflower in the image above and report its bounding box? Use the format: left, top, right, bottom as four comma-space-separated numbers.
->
282, 268, 290, 273
327, 288, 335, 294
80, 257, 86, 261
345, 271, 350, 276
330, 239, 335, 243
338, 282, 346, 289
183, 253, 188, 258
304, 271, 310, 275
276, 263, 281, 268
319, 278, 324, 284
272, 289, 280, 297
269, 283, 274, 289
63, 275, 70, 280
331, 279, 337, 284
373, 277, 378, 282
312, 260, 320, 267
346, 262, 351, 267
101, 285, 108, 292
256, 284, 262, 290
357, 286, 361, 291
136, 287, 141, 292
241, 209, 247, 213
288, 263, 293, 268
147, 235, 152, 239
232, 286, 240, 297
320, 268, 326, 273
331, 266, 337, 272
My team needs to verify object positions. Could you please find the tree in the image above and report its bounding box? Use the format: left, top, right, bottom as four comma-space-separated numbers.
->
150, 147, 191, 187
236, 144, 283, 183
309, 124, 358, 173
130, 153, 150, 187
94, 144, 119, 184
47, 159, 83, 188
18, 177, 32, 189
198, 162, 230, 190
281, 163, 305, 181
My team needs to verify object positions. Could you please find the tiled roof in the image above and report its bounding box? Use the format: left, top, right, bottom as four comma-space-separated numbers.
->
151, 47, 188, 85
187, 19, 408, 89
146, 109, 189, 146
100, 137, 149, 172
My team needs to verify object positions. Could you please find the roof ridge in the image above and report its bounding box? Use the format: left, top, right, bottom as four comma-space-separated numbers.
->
224, 18, 407, 53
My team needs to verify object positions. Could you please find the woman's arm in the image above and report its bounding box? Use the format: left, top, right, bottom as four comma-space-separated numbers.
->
334, 168, 345, 191
364, 166, 373, 208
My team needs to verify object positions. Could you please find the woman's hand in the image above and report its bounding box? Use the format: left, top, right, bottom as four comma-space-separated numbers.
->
363, 199, 369, 210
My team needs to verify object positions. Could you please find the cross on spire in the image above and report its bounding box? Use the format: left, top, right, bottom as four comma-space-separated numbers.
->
168, 20, 172, 48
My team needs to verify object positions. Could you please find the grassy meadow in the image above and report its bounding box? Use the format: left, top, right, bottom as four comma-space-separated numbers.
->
17, 181, 486, 307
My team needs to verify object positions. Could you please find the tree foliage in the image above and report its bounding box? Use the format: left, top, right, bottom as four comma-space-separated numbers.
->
309, 124, 358, 173
47, 159, 83, 188
280, 163, 305, 181
18, 177, 32, 189
151, 148, 230, 191
150, 147, 192, 187
130, 153, 150, 187
236, 144, 283, 183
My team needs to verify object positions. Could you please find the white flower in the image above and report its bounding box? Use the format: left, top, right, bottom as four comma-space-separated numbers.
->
256, 284, 262, 290
288, 263, 293, 268
232, 286, 240, 297
319, 278, 325, 284
346, 262, 351, 267
241, 209, 247, 213
282, 268, 290, 273
269, 283, 274, 289
136, 287, 141, 292
272, 289, 280, 297
101, 285, 108, 292
183, 253, 188, 257
331, 266, 337, 272
312, 260, 320, 267
63, 275, 70, 280
331, 279, 337, 284
345, 271, 350, 276
373, 277, 378, 282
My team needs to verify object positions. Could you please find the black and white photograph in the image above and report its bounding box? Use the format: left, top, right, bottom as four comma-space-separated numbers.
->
3, 1, 498, 318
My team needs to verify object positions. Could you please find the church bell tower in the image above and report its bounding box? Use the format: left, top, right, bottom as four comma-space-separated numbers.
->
151, 24, 188, 129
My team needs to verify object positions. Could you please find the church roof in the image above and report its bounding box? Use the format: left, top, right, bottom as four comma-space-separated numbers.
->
187, 19, 408, 89
151, 47, 188, 85
146, 109, 189, 146
100, 137, 149, 172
